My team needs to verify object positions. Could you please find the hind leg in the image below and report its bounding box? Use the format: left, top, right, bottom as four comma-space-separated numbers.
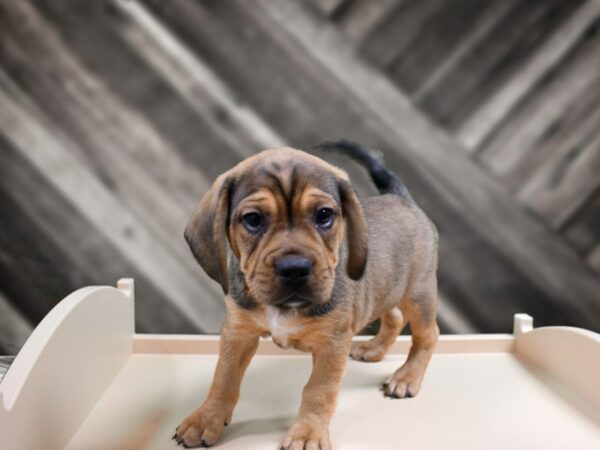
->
383, 291, 438, 398
350, 307, 406, 362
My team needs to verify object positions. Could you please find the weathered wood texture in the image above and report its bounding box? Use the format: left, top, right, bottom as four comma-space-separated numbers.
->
0, 289, 31, 355
0, 357, 15, 384
0, 0, 598, 352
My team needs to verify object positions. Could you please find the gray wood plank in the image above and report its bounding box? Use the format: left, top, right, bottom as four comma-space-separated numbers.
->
0, 357, 16, 384
458, 0, 600, 151
308, 0, 348, 17
114, 0, 284, 150
0, 74, 224, 333
33, 0, 281, 174
0, 131, 200, 334
436, 293, 476, 334
335, 0, 401, 44
0, 0, 227, 332
358, 0, 446, 69
518, 126, 600, 229
416, 0, 583, 130
587, 238, 600, 273
387, 0, 492, 95
562, 187, 600, 258
143, 0, 376, 163
27, 0, 226, 186
477, 19, 600, 191
410, 0, 517, 104
0, 158, 91, 323
0, 289, 32, 355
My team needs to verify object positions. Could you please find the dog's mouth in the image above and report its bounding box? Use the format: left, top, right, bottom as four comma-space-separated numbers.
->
272, 293, 313, 310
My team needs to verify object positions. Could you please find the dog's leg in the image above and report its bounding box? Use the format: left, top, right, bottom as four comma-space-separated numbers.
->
173, 324, 259, 448
350, 307, 405, 362
281, 336, 352, 450
382, 291, 438, 399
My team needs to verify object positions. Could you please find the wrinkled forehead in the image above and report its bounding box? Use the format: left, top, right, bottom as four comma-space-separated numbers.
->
231, 158, 341, 211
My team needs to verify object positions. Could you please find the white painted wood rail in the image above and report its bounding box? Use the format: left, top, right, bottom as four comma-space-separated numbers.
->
0, 279, 134, 450
1, 279, 599, 449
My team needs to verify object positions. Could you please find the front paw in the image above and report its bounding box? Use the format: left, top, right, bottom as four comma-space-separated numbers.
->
349, 339, 386, 362
382, 365, 423, 399
280, 421, 331, 450
172, 404, 230, 448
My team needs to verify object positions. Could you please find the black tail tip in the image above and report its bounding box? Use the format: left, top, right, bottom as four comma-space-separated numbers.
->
313, 139, 411, 199
313, 139, 360, 150
313, 139, 384, 164
313, 139, 374, 152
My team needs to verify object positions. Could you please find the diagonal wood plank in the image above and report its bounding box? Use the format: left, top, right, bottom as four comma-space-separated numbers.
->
436, 293, 476, 334
0, 357, 15, 383
388, 0, 494, 96
458, 0, 600, 151
0, 0, 229, 331
113, 0, 284, 152
0, 157, 94, 324
358, 0, 446, 69
415, 0, 582, 130
562, 187, 600, 257
334, 0, 401, 44
34, 0, 283, 170
0, 130, 199, 334
587, 239, 600, 273
0, 290, 32, 355
477, 24, 600, 188
0, 71, 224, 332
518, 128, 600, 229
410, 0, 516, 103
308, 0, 348, 17
253, 0, 600, 329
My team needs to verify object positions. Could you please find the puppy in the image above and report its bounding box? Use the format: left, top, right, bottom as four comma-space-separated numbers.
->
173, 141, 439, 449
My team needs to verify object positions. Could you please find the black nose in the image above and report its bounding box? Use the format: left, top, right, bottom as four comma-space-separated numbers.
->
275, 255, 312, 287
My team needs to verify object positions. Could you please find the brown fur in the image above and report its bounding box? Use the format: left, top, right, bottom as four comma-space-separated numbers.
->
174, 148, 439, 449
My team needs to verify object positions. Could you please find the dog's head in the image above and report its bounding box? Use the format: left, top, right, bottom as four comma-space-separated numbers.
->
184, 148, 367, 311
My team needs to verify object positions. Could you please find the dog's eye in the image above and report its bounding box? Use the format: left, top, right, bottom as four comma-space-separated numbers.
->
242, 212, 265, 232
315, 208, 335, 229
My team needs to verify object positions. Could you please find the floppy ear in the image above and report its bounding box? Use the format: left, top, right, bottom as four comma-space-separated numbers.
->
184, 172, 235, 294
339, 180, 368, 280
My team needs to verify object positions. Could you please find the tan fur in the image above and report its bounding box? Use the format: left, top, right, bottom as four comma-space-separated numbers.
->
174, 148, 439, 449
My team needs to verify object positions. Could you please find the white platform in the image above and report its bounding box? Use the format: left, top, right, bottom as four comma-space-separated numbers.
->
1, 280, 599, 449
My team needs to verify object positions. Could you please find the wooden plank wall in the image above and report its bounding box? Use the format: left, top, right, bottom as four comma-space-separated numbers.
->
0, 0, 599, 354
317, 0, 600, 270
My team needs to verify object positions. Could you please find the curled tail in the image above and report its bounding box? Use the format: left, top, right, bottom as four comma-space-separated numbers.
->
315, 140, 412, 199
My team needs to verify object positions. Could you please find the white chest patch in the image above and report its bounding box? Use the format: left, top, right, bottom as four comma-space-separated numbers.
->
264, 306, 302, 349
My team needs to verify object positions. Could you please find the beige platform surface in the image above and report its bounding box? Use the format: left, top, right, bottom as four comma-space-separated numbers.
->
67, 351, 600, 450
1, 280, 599, 450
